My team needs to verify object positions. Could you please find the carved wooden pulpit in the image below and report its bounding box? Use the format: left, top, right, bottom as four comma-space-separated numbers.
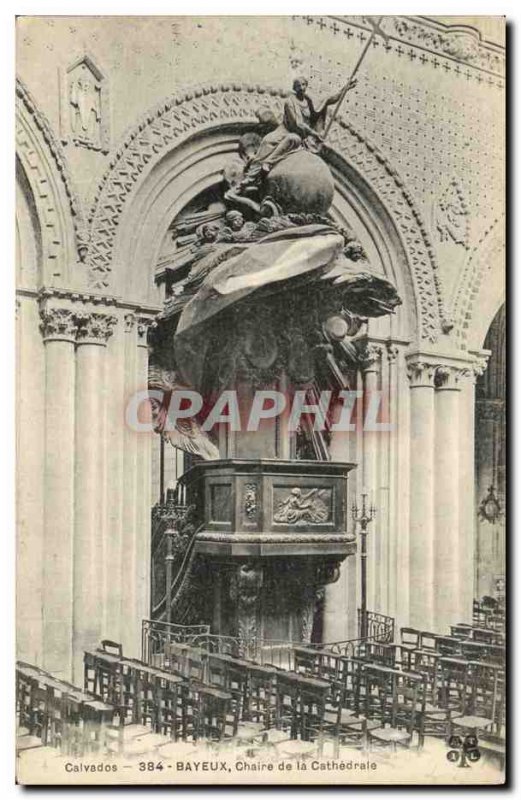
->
149, 113, 401, 650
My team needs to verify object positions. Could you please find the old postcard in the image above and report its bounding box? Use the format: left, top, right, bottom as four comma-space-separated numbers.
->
15, 14, 506, 785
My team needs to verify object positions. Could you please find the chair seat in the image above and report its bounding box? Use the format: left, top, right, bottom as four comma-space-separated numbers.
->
263, 729, 291, 745
85, 700, 113, 713
106, 723, 150, 741
333, 714, 373, 733
451, 715, 493, 730
424, 706, 449, 721
235, 722, 265, 742
278, 740, 316, 758
324, 708, 357, 724
370, 727, 412, 743
156, 741, 198, 759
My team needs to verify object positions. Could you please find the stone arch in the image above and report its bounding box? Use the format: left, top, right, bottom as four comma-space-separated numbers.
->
451, 215, 505, 350
15, 78, 86, 286
86, 84, 443, 342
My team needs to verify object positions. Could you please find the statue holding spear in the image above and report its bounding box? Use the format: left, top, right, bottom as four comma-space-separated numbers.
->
236, 17, 389, 194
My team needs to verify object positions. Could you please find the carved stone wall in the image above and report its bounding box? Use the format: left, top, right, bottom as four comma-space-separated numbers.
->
17, 15, 504, 344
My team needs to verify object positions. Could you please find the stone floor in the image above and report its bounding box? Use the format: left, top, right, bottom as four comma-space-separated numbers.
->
17, 724, 504, 785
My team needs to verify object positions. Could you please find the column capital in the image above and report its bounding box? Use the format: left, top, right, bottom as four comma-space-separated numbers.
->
75, 311, 118, 346
356, 340, 384, 374
406, 359, 436, 388
39, 307, 77, 343
468, 350, 491, 383
433, 364, 470, 391
136, 314, 157, 348
124, 313, 136, 333
406, 349, 489, 389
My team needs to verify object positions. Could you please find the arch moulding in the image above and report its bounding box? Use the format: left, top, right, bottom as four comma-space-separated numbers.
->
86, 83, 444, 343
451, 214, 505, 351
16, 78, 86, 284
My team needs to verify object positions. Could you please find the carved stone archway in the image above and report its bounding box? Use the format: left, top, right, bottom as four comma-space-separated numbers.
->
86, 83, 444, 343
16, 79, 86, 285
451, 214, 505, 351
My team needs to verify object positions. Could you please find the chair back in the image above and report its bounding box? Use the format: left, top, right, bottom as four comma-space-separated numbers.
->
100, 640, 123, 658
401, 627, 420, 648
392, 673, 424, 738
439, 657, 471, 713
419, 631, 438, 651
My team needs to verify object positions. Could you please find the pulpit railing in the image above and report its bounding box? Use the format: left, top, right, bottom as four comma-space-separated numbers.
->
142, 615, 396, 671
150, 477, 201, 623
142, 619, 210, 665
357, 609, 395, 643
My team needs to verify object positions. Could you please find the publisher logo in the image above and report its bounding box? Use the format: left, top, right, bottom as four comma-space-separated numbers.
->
446, 735, 481, 768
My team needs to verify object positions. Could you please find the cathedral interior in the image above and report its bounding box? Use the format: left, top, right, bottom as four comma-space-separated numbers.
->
15, 16, 505, 779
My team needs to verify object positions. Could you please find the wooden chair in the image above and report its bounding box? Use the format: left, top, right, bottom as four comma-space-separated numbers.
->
450, 662, 505, 740
273, 671, 301, 740
418, 631, 438, 652
435, 636, 462, 657
294, 647, 319, 677
366, 670, 423, 752
207, 653, 228, 689
451, 624, 473, 639
357, 641, 398, 668
185, 650, 207, 684
16, 667, 35, 733
155, 673, 186, 740
410, 653, 451, 739
195, 685, 238, 742
246, 663, 276, 731
318, 651, 344, 687
59, 692, 85, 756
164, 642, 190, 675
223, 659, 249, 721
298, 675, 329, 742
82, 698, 117, 754
27, 678, 51, 745
100, 639, 123, 658
320, 661, 368, 756
400, 628, 421, 667
471, 628, 497, 644
438, 657, 472, 718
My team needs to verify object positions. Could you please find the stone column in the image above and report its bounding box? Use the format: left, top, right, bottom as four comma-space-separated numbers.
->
394, 347, 411, 632
385, 343, 401, 622
360, 344, 383, 617
121, 314, 139, 656
16, 296, 45, 667
119, 313, 155, 659
39, 306, 77, 678
406, 359, 436, 630
433, 366, 462, 633
458, 360, 486, 622
134, 316, 155, 650
72, 311, 116, 683
323, 423, 356, 644
475, 399, 504, 598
